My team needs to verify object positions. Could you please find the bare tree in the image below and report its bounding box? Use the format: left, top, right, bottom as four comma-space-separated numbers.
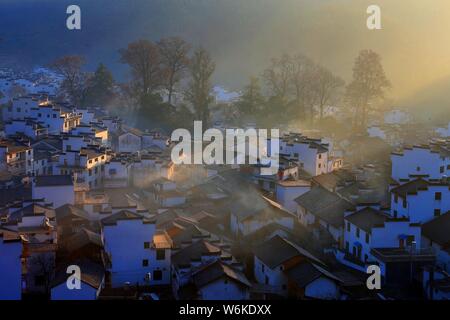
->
345, 50, 391, 129
50, 55, 86, 104
262, 54, 292, 101
119, 39, 163, 96
289, 54, 316, 120
184, 47, 215, 127
158, 37, 191, 105
314, 65, 345, 120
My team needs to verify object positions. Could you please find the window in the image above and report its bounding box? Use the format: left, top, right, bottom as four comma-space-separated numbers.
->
293, 153, 299, 158
356, 228, 360, 238
403, 199, 407, 208
394, 194, 398, 203
261, 264, 265, 273
393, 210, 398, 218
346, 222, 350, 232
435, 192, 442, 200
440, 166, 445, 173
318, 163, 321, 169
144, 242, 150, 249
88, 169, 92, 176
53, 114, 56, 118
447, 164, 450, 170
156, 249, 165, 260
345, 241, 349, 252
153, 270, 162, 281
365, 233, 370, 244
142, 259, 149, 267
434, 209, 441, 217
318, 154, 322, 159
416, 166, 421, 172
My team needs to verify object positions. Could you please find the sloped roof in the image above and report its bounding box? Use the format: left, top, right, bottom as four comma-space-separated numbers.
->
172, 240, 222, 267
193, 260, 251, 288
294, 186, 342, 214
345, 207, 389, 233
56, 204, 91, 221
254, 235, 322, 269
422, 211, 450, 248
286, 261, 342, 288
390, 178, 429, 198
63, 228, 103, 252
101, 210, 153, 226
51, 259, 105, 289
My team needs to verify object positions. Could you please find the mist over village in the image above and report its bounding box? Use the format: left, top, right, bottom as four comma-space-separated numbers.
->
0, 0, 449, 305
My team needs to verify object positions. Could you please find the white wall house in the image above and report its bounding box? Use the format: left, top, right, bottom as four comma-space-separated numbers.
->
344, 206, 421, 264
390, 179, 449, 224
275, 179, 311, 213
0, 229, 22, 300
253, 235, 324, 297
102, 211, 171, 287
32, 175, 75, 208
192, 261, 251, 300
391, 144, 450, 181
279, 134, 330, 177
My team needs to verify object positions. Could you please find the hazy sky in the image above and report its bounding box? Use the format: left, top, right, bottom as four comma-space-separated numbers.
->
1, 0, 450, 114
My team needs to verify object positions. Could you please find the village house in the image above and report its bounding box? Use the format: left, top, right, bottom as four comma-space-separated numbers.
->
390, 178, 450, 223
171, 239, 248, 300
1, 202, 58, 295
421, 211, 450, 273
341, 206, 421, 269
253, 235, 340, 299
32, 175, 75, 208
0, 227, 22, 300
101, 210, 171, 287
391, 141, 450, 181
50, 259, 105, 300
230, 196, 295, 238
279, 133, 334, 176
4, 119, 48, 140
295, 186, 354, 244
0, 138, 33, 176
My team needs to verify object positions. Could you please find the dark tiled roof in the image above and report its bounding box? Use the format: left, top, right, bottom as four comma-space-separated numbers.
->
193, 260, 251, 288
101, 210, 154, 226
254, 235, 322, 269
294, 186, 342, 214
314, 198, 354, 227
390, 179, 429, 198
422, 211, 450, 247
172, 240, 222, 267
286, 262, 341, 288
345, 207, 388, 233
51, 259, 105, 289
35, 175, 73, 187
56, 204, 91, 221
64, 228, 103, 252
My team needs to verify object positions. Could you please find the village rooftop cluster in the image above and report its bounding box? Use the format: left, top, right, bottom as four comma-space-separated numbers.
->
0, 67, 449, 301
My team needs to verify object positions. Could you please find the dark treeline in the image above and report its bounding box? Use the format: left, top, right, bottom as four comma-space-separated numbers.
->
50, 36, 390, 132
